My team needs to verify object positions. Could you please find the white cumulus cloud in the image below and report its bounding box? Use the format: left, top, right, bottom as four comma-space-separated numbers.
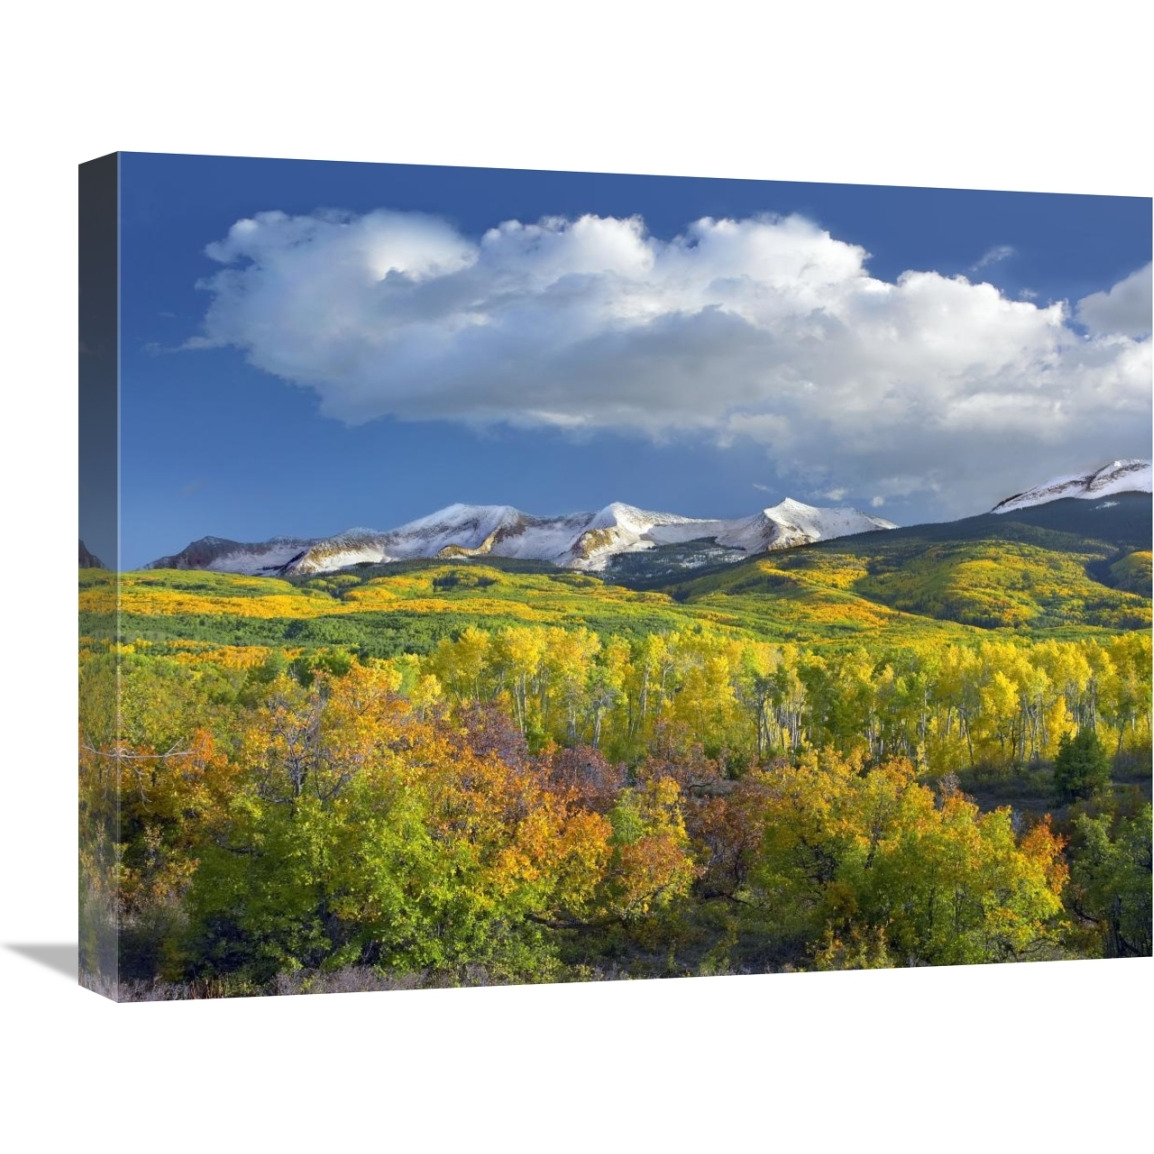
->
189, 208, 1152, 515
1076, 262, 1152, 338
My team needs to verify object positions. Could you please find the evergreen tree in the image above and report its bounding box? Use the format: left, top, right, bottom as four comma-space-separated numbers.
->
1053, 727, 1111, 802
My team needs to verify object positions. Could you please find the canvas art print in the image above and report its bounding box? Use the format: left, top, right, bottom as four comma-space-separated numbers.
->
79, 153, 1152, 1001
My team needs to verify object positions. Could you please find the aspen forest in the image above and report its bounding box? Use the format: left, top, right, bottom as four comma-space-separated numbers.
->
79, 540, 1153, 997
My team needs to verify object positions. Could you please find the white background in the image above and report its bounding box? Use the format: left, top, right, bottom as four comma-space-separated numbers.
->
1, 3, 1150, 1149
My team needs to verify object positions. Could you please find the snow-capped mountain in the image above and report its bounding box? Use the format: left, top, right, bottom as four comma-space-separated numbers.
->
991, 460, 1153, 514
148, 499, 897, 577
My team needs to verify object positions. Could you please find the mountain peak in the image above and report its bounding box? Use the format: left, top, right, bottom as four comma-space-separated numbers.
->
590, 502, 692, 533
751, 499, 896, 550
598, 500, 645, 518
79, 540, 105, 569
764, 496, 819, 517
992, 459, 1152, 514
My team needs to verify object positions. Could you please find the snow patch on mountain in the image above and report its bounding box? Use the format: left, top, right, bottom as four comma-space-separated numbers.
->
991, 460, 1153, 514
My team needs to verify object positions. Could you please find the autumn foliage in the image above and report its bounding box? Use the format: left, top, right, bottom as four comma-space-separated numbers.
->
79, 614, 1150, 997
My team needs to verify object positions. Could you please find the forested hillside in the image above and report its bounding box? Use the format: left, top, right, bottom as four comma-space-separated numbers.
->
662, 492, 1151, 633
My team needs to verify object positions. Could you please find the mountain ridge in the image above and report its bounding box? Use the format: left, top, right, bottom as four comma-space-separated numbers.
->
139, 458, 1153, 579
992, 459, 1152, 514
147, 498, 897, 577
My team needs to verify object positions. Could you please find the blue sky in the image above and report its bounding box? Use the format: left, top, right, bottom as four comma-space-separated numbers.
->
115, 152, 1151, 569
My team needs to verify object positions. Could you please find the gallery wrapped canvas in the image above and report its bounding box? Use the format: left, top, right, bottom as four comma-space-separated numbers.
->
79, 153, 1152, 1001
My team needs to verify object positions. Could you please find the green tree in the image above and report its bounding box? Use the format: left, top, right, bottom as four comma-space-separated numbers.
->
1067, 804, 1152, 957
1053, 727, 1111, 802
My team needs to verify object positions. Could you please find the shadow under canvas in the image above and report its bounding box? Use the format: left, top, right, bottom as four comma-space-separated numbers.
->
5, 944, 79, 982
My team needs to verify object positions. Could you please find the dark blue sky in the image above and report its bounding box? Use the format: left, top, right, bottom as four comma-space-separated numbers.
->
117, 152, 1151, 569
